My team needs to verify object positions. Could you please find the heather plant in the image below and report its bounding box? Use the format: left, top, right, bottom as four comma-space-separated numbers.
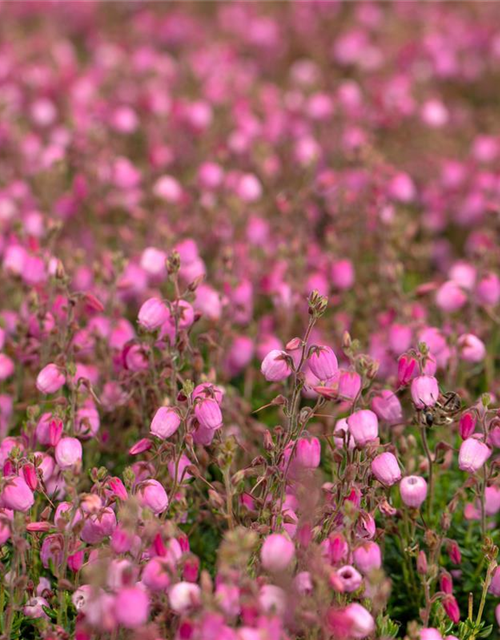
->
0, 2, 499, 640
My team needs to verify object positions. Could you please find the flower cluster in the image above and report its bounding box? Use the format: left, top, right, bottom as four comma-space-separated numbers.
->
0, 3, 498, 640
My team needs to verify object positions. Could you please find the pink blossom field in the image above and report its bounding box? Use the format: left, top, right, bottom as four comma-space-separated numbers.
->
0, 2, 499, 640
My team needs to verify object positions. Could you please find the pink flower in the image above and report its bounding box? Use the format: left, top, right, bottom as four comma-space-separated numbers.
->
458, 438, 491, 473
1, 476, 35, 512
400, 476, 428, 508
114, 587, 150, 629
371, 452, 401, 486
169, 582, 201, 613
353, 542, 382, 574
295, 437, 321, 469
142, 558, 171, 592
411, 376, 439, 409
371, 390, 403, 425
347, 410, 379, 446
194, 399, 223, 430
261, 534, 295, 572
260, 349, 292, 382
36, 364, 65, 394
150, 407, 181, 440
308, 346, 338, 382
336, 565, 363, 592
435, 281, 467, 313
55, 437, 82, 470
138, 297, 169, 330
137, 479, 169, 514
459, 412, 476, 439
457, 334, 486, 363
344, 603, 375, 638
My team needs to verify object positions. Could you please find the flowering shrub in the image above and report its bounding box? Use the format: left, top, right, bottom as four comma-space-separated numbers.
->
0, 3, 499, 639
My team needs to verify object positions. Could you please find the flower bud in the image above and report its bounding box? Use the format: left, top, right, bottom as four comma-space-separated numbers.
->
336, 565, 363, 592
168, 582, 201, 613
417, 550, 428, 575
347, 410, 379, 446
371, 390, 403, 425
36, 364, 65, 394
458, 334, 486, 363
458, 438, 491, 473
443, 595, 460, 624
490, 567, 500, 596
22, 463, 38, 491
398, 355, 418, 386
459, 412, 476, 439
371, 452, 401, 486
2, 476, 35, 512
114, 587, 150, 629
194, 399, 222, 430
137, 479, 169, 515
261, 534, 295, 572
308, 346, 338, 382
411, 376, 439, 409
353, 542, 381, 574
142, 558, 171, 592
260, 350, 292, 382
295, 437, 321, 469
55, 437, 83, 470
337, 370, 362, 401
400, 475, 428, 508
138, 297, 169, 331
344, 603, 374, 638
150, 407, 181, 440
435, 281, 467, 313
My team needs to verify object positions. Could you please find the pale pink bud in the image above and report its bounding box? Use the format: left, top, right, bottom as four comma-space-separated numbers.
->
194, 399, 222, 430
114, 587, 150, 629
2, 476, 35, 512
55, 437, 82, 470
138, 298, 169, 331
458, 438, 491, 473
150, 407, 181, 440
129, 438, 153, 455
371, 452, 401, 486
261, 534, 295, 572
353, 542, 382, 573
411, 376, 439, 409
308, 346, 338, 381
169, 582, 201, 613
260, 349, 292, 382
137, 479, 168, 514
400, 476, 428, 508
347, 410, 379, 446
36, 364, 65, 394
